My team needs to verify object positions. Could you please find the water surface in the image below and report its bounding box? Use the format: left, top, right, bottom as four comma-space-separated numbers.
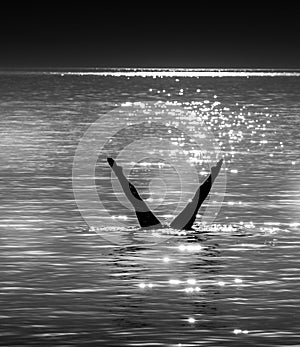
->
0, 70, 299, 346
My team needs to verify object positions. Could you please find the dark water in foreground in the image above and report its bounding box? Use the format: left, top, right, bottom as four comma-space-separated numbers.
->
0, 71, 300, 346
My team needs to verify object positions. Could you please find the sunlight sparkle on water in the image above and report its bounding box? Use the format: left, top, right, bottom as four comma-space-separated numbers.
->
138, 282, 153, 289
111, 215, 128, 220
169, 279, 181, 285
184, 286, 201, 293
233, 329, 249, 335
187, 278, 196, 285
234, 278, 243, 284
178, 244, 202, 252
184, 287, 194, 293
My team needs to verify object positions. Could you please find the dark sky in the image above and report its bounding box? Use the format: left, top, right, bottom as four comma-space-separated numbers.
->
1, 4, 300, 69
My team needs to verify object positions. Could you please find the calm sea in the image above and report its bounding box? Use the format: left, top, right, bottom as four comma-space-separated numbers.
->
0, 69, 299, 346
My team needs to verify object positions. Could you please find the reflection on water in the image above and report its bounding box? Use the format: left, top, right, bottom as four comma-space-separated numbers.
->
0, 72, 300, 346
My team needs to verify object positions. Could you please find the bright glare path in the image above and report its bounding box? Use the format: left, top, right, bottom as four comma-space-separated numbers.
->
47, 69, 300, 77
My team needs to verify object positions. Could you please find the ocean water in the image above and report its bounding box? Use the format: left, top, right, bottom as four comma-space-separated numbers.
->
0, 69, 300, 346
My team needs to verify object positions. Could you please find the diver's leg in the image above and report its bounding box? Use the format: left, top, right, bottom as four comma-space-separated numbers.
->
170, 174, 212, 230
170, 159, 223, 230
107, 158, 162, 228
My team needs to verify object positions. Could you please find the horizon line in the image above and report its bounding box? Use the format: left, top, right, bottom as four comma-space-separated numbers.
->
1, 67, 300, 77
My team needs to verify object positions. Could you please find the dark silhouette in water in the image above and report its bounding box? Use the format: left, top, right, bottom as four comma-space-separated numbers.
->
107, 157, 223, 230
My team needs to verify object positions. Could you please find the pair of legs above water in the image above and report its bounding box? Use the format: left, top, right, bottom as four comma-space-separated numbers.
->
107, 157, 223, 230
